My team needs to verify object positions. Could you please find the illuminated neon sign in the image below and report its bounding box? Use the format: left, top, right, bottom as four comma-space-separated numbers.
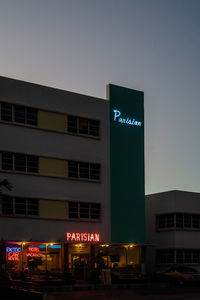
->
66, 232, 100, 242
6, 247, 21, 253
113, 109, 142, 127
26, 247, 42, 258
6, 247, 21, 261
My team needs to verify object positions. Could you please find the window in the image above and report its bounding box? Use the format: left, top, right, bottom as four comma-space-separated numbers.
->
80, 203, 90, 218
67, 116, 77, 133
157, 213, 200, 230
1, 152, 38, 173
68, 161, 100, 181
91, 203, 101, 219
14, 105, 26, 123
0, 102, 38, 126
176, 214, 200, 229
1, 103, 13, 121
157, 249, 200, 265
14, 105, 38, 125
67, 115, 99, 137
157, 250, 174, 264
68, 202, 101, 220
2, 152, 13, 170
157, 214, 174, 229
1, 196, 38, 216
68, 202, 79, 218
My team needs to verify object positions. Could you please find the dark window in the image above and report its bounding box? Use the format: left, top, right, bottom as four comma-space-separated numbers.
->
69, 202, 79, 218
185, 250, 192, 264
193, 251, 200, 263
1, 103, 12, 122
15, 198, 26, 214
1, 196, 38, 216
89, 120, 99, 136
68, 116, 77, 133
67, 115, 100, 137
176, 214, 200, 229
68, 202, 101, 220
15, 154, 26, 172
27, 155, 38, 173
68, 161, 78, 177
193, 215, 200, 228
68, 161, 100, 181
79, 162, 89, 178
157, 250, 174, 264
27, 107, 38, 126
14, 105, 26, 123
79, 118, 88, 134
1, 103, 38, 126
158, 249, 200, 265
27, 199, 38, 215
80, 203, 90, 218
1, 152, 38, 174
14, 105, 38, 126
2, 196, 13, 214
90, 163, 100, 180
91, 203, 100, 219
184, 215, 192, 228
2, 152, 13, 170
158, 214, 174, 229
176, 214, 184, 228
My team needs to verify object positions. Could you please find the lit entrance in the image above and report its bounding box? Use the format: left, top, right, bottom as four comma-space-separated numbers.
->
72, 254, 89, 280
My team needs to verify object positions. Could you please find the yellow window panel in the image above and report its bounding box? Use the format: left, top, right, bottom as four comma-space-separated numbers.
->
38, 110, 67, 132
39, 200, 68, 219
39, 157, 68, 177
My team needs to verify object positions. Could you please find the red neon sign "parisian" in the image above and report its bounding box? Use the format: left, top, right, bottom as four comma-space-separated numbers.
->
66, 232, 100, 242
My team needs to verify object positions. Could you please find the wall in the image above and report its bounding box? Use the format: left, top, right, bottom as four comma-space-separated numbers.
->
108, 84, 145, 244
0, 76, 110, 243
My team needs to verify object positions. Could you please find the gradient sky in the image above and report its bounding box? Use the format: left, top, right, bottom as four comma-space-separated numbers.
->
1, 0, 200, 195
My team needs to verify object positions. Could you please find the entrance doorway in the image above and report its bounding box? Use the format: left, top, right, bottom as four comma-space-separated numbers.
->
72, 254, 89, 280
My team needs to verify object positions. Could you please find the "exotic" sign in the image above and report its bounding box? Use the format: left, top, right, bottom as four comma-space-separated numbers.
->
66, 232, 100, 242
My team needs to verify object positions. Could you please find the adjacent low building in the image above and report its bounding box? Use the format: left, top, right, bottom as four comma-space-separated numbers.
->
0, 76, 146, 280
146, 190, 200, 274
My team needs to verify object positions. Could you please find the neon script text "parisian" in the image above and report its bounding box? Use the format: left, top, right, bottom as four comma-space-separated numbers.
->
113, 109, 142, 127
66, 232, 100, 242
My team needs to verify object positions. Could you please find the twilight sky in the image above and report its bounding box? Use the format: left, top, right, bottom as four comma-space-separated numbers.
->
1, 0, 200, 195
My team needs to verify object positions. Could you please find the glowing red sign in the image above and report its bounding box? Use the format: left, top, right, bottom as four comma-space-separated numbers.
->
26, 247, 42, 258
28, 247, 39, 252
66, 232, 100, 242
7, 252, 20, 261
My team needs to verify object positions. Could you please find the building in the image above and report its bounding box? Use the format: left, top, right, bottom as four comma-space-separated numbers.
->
0, 76, 145, 280
146, 190, 200, 274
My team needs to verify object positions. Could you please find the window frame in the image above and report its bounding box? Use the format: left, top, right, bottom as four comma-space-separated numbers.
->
1, 196, 39, 216
156, 213, 200, 231
157, 249, 200, 265
1, 152, 39, 174
68, 160, 101, 181
68, 201, 101, 220
67, 114, 100, 137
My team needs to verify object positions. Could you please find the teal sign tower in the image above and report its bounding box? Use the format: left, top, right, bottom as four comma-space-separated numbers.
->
108, 84, 145, 244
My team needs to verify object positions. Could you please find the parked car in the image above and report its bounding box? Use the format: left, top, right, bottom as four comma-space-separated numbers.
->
158, 266, 200, 285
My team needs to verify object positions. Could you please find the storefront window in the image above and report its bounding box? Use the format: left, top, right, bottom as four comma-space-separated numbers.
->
6, 242, 62, 275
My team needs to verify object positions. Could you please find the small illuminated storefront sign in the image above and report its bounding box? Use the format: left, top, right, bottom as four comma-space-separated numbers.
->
26, 247, 42, 258
113, 109, 142, 127
66, 232, 100, 242
6, 247, 21, 261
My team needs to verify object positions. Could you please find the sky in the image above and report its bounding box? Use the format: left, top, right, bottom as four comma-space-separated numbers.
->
0, 0, 200, 195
